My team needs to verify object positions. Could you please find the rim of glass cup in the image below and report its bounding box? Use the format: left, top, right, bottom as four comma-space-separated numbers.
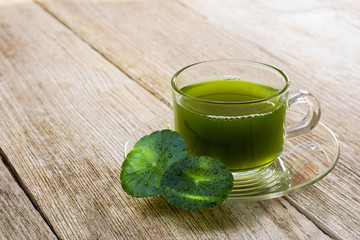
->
171, 59, 290, 104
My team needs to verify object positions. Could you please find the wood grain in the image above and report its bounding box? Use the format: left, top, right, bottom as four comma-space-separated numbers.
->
33, 0, 359, 238
0, 1, 328, 239
0, 152, 57, 239
0, 0, 357, 239
178, 2, 360, 239
0, 0, 167, 238
0, 0, 332, 239
36, 0, 288, 105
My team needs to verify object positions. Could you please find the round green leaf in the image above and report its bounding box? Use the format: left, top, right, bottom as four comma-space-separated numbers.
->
120, 130, 188, 198
160, 156, 234, 211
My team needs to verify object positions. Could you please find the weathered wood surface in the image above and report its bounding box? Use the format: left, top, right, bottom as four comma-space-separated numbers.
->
178, 1, 360, 239
0, 0, 358, 239
0, 1, 332, 239
34, 0, 360, 239
0, 0, 165, 239
0, 153, 57, 239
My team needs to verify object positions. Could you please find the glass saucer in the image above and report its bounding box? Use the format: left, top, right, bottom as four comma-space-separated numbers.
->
124, 110, 340, 202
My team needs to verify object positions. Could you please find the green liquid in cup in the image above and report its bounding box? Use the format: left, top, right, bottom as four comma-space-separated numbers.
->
174, 79, 287, 171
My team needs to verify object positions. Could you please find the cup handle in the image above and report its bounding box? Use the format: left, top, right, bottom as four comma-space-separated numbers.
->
286, 90, 321, 138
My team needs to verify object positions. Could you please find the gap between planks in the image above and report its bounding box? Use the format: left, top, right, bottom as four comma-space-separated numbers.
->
284, 196, 341, 240
0, 147, 61, 240
34, 0, 173, 110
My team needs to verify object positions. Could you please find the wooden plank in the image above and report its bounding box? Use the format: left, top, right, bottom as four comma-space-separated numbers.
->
0, 0, 166, 239
0, 153, 57, 239
175, 2, 360, 239
36, 0, 288, 105
0, 0, 331, 239
34, 0, 359, 239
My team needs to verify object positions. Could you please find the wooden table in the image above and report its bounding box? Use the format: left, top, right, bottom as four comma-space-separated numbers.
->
1, 0, 359, 239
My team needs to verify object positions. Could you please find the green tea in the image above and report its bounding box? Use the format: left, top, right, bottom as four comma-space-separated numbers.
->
174, 79, 287, 171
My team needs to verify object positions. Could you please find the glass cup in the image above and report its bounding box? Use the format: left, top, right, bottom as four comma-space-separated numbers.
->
171, 60, 320, 178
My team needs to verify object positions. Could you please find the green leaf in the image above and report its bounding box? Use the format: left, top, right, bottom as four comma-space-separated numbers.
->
160, 156, 234, 211
120, 130, 189, 198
